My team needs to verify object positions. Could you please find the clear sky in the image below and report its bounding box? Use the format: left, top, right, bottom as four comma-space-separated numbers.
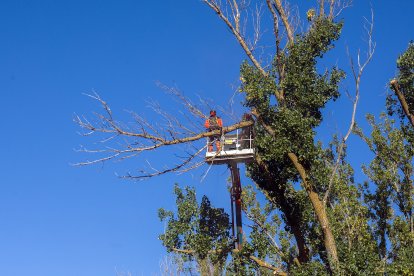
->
0, 1, 413, 275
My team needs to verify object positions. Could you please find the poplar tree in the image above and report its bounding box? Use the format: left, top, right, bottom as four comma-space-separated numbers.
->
75, 2, 414, 275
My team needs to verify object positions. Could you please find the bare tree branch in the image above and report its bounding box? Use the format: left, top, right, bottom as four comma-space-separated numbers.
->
324, 9, 375, 204
272, 0, 294, 45
330, 0, 353, 19
122, 146, 206, 179
265, 0, 285, 89
74, 93, 254, 178
249, 3, 263, 52
329, 0, 335, 18
156, 82, 208, 121
319, 0, 325, 17
202, 0, 267, 76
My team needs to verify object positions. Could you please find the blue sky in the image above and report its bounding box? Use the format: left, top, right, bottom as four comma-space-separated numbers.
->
0, 1, 413, 275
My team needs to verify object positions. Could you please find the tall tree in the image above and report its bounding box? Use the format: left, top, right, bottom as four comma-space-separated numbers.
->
71, 1, 414, 275
357, 113, 414, 274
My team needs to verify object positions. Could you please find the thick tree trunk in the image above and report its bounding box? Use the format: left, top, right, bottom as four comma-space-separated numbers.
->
390, 79, 414, 128
277, 192, 310, 263
288, 153, 339, 271
255, 156, 310, 264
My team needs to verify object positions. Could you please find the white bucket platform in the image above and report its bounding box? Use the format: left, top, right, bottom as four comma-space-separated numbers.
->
205, 129, 255, 165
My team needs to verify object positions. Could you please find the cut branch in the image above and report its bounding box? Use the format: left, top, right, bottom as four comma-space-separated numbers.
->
391, 79, 414, 128
75, 120, 253, 164
123, 146, 206, 179
75, 92, 254, 178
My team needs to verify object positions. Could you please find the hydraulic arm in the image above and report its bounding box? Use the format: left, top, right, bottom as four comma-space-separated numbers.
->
229, 162, 243, 250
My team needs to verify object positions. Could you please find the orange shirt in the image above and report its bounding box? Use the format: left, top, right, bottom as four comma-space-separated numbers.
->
205, 116, 223, 129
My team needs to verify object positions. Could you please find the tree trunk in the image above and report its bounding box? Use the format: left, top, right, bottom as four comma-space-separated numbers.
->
288, 153, 339, 271
255, 156, 310, 264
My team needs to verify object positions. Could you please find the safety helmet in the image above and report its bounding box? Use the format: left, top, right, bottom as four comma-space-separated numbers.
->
210, 110, 216, 116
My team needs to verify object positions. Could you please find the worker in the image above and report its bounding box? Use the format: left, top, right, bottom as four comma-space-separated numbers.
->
205, 110, 223, 152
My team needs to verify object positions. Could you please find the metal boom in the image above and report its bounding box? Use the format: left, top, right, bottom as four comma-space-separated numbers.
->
229, 162, 243, 250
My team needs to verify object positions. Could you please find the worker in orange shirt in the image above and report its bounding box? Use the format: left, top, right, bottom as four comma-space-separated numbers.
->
205, 110, 223, 152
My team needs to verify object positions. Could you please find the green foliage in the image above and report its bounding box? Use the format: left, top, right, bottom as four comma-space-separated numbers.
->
158, 12, 414, 276
358, 113, 414, 273
242, 18, 345, 188
290, 262, 329, 276
158, 184, 231, 274
387, 217, 414, 275
281, 18, 344, 125
240, 18, 346, 272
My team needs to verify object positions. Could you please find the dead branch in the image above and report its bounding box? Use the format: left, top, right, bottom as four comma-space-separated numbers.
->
324, 9, 375, 204
74, 93, 254, 178
265, 0, 285, 85
202, 0, 267, 76
248, 3, 263, 52
329, 0, 335, 18
265, 0, 279, 50
122, 146, 206, 179
317, 0, 353, 19
272, 0, 294, 45
319, 0, 325, 17
75, 117, 252, 162
203, 1, 291, 101
156, 82, 208, 120
330, 0, 353, 19
390, 79, 414, 128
